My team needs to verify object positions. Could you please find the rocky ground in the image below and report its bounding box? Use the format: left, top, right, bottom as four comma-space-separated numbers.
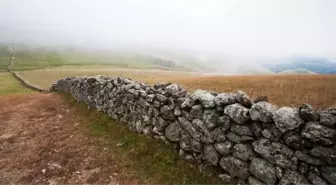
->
0, 93, 136, 184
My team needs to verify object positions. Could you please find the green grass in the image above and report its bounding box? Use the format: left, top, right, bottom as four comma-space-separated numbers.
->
62, 93, 223, 184
11, 48, 193, 71
0, 72, 32, 95
0, 45, 11, 71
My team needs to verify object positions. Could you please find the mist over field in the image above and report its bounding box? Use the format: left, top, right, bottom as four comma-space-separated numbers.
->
1, 0, 336, 74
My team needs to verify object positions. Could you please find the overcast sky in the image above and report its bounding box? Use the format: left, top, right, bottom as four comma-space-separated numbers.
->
0, 0, 335, 59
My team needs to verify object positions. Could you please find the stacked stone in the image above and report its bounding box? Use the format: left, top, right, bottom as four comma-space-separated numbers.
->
52, 75, 336, 185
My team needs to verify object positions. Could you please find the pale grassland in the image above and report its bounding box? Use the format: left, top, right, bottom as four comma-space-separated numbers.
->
0, 72, 32, 95
19, 66, 336, 109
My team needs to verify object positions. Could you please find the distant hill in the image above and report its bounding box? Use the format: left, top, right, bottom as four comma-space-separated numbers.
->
263, 57, 336, 74
278, 68, 316, 74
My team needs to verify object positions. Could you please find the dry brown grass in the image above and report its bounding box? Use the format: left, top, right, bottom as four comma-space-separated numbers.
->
19, 66, 336, 109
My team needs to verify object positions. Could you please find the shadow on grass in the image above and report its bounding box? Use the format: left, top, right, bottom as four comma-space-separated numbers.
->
61, 93, 224, 185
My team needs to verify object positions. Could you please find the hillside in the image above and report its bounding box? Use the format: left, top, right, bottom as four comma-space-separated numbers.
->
263, 56, 336, 74
278, 68, 316, 74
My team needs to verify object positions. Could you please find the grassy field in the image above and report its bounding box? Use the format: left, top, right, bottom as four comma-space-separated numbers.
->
0, 72, 32, 95
19, 67, 336, 109
10, 47, 192, 71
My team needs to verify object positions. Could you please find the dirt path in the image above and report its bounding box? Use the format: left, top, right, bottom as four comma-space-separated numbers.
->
0, 93, 134, 184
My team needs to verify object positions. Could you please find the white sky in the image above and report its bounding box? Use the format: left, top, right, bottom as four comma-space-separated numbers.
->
0, 0, 335, 59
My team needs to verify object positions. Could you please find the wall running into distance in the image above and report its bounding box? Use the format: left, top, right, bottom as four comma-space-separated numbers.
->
52, 75, 336, 185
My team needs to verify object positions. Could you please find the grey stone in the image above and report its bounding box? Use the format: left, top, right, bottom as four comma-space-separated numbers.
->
237, 179, 248, 185
211, 126, 227, 142
321, 166, 336, 185
250, 102, 277, 123
218, 173, 235, 184
190, 139, 202, 153
261, 124, 282, 141
191, 89, 216, 108
299, 162, 309, 174
214, 92, 237, 106
320, 112, 336, 126
233, 143, 255, 161
178, 117, 202, 141
160, 105, 175, 121
143, 125, 153, 135
308, 172, 327, 185
248, 177, 264, 185
203, 110, 219, 130
219, 156, 250, 179
165, 83, 181, 94
231, 123, 254, 136
236, 90, 253, 108
299, 104, 319, 121
273, 107, 304, 133
279, 170, 309, 185
241, 135, 255, 142
327, 106, 336, 115
214, 141, 233, 156
156, 94, 168, 103
146, 94, 155, 102
252, 138, 294, 168
249, 158, 277, 185
217, 115, 232, 130
251, 122, 262, 137
295, 150, 324, 165
154, 82, 170, 89
204, 145, 220, 166
301, 121, 336, 145
135, 120, 144, 133
190, 105, 203, 119
283, 131, 309, 150
276, 166, 283, 179
165, 122, 182, 142
173, 107, 181, 116
310, 146, 336, 164
224, 103, 250, 124
227, 131, 243, 143
181, 98, 195, 110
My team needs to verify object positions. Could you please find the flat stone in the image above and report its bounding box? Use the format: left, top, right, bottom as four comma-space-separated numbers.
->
224, 103, 250, 124
279, 170, 309, 185
299, 104, 319, 121
249, 102, 277, 123
236, 90, 253, 108
233, 143, 255, 161
320, 112, 336, 127
308, 172, 327, 185
231, 123, 253, 137
301, 121, 336, 145
321, 166, 336, 185
249, 158, 277, 185
191, 89, 215, 108
214, 141, 233, 156
165, 122, 183, 142
252, 138, 294, 168
219, 156, 250, 180
295, 150, 324, 165
273, 107, 304, 133
214, 92, 237, 106
204, 145, 220, 166
248, 177, 264, 185
190, 105, 203, 119
203, 110, 219, 130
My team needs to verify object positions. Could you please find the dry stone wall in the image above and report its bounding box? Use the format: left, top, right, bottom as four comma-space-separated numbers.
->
52, 75, 336, 185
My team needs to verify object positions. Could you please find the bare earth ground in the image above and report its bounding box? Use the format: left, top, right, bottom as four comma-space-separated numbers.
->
0, 93, 135, 184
